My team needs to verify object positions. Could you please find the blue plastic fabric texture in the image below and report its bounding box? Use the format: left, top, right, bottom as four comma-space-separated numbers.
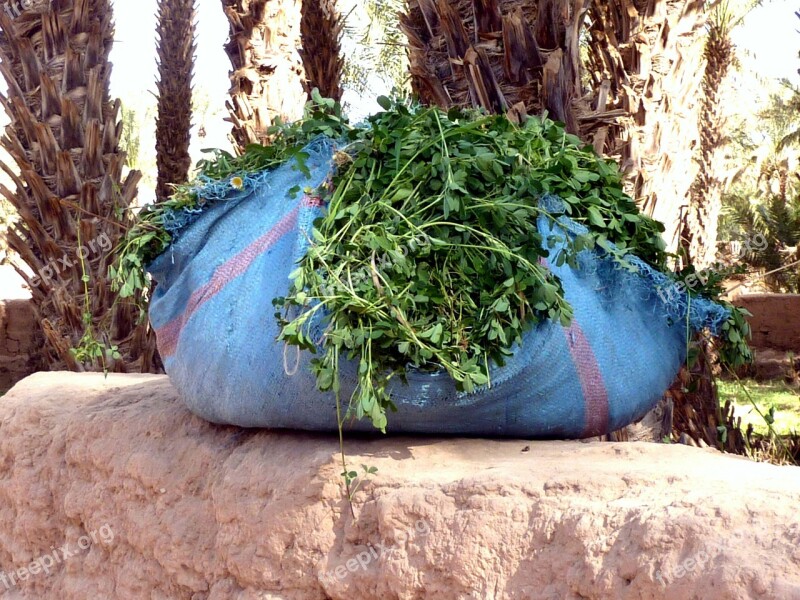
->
147, 139, 729, 438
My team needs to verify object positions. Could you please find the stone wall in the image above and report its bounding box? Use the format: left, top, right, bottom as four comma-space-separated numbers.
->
0, 372, 799, 599
0, 300, 40, 394
734, 293, 800, 352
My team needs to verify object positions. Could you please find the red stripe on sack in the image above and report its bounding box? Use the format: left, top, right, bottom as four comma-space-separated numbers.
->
537, 256, 610, 436
155, 207, 299, 358
562, 321, 610, 437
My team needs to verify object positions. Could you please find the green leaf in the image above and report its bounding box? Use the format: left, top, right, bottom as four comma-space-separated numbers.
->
587, 206, 605, 228
573, 170, 600, 183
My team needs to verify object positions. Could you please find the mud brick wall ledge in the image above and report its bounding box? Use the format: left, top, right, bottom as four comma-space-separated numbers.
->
0, 372, 799, 599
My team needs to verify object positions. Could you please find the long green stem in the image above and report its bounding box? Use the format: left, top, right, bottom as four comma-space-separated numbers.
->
332, 349, 358, 518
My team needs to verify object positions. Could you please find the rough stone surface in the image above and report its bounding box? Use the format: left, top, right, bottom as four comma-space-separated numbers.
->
734, 293, 800, 352
0, 300, 40, 394
1, 372, 799, 600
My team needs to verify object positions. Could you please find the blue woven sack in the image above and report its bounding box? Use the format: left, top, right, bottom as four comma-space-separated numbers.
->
147, 139, 729, 438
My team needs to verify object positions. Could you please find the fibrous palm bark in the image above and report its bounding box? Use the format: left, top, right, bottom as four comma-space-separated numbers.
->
681, 12, 734, 269
155, 0, 196, 201
300, 0, 343, 101
400, 0, 582, 131
220, 0, 306, 151
582, 0, 709, 255
0, 0, 157, 372
402, 0, 710, 255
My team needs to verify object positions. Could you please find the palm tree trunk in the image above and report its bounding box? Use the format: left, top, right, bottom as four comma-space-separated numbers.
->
0, 0, 157, 372
220, 0, 306, 151
681, 14, 735, 269
402, 0, 711, 256
300, 0, 343, 101
582, 0, 709, 255
400, 0, 582, 132
155, 0, 196, 202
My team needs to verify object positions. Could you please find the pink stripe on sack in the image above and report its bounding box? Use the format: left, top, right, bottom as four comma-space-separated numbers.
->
537, 257, 609, 436
562, 321, 610, 437
156, 207, 300, 358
